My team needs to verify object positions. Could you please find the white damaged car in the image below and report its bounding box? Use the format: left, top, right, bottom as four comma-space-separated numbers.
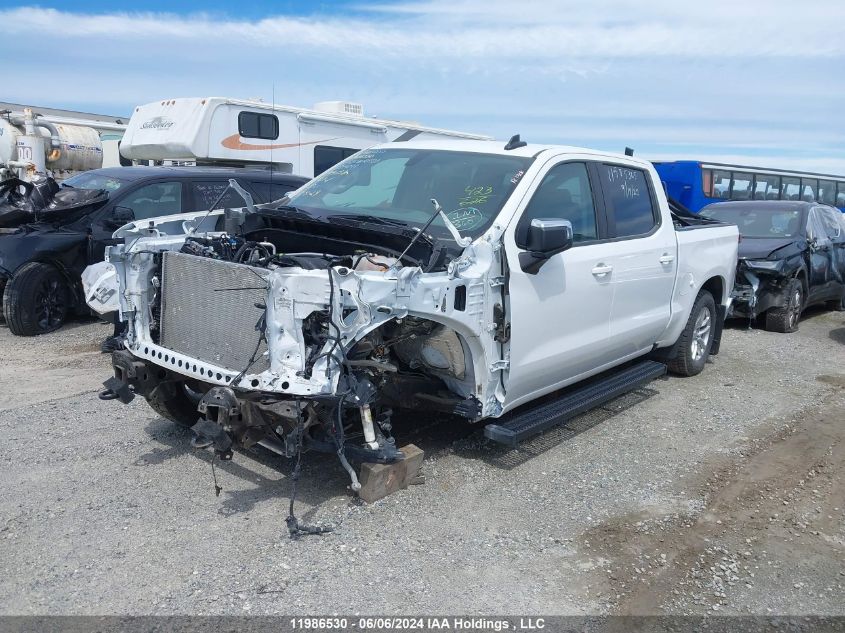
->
93, 138, 738, 494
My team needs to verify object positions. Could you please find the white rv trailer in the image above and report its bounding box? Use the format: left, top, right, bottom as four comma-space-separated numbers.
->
119, 97, 492, 177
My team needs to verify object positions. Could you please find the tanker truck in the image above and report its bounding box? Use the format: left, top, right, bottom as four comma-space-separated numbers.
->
0, 107, 104, 183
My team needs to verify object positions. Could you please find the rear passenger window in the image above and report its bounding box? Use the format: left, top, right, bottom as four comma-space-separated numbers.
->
189, 181, 252, 212
596, 164, 657, 238
518, 162, 597, 247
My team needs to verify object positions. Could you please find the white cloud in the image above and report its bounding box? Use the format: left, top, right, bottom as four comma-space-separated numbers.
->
2, 3, 844, 60
0, 2, 843, 173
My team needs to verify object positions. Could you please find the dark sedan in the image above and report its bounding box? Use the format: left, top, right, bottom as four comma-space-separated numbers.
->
0, 166, 308, 336
701, 201, 845, 332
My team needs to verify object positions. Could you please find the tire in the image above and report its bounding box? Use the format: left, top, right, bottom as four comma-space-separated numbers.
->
2, 262, 70, 336
668, 290, 716, 377
765, 278, 803, 333
145, 382, 200, 428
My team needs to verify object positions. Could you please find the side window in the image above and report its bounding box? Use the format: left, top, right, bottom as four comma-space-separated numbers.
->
120, 182, 182, 220
238, 111, 279, 140
712, 170, 731, 199
517, 162, 597, 247
818, 180, 836, 206
807, 209, 831, 244
837, 183, 845, 208
781, 177, 801, 201
314, 145, 359, 176
596, 164, 657, 238
730, 172, 753, 200
753, 174, 781, 200
817, 207, 843, 240
800, 178, 818, 202
189, 181, 252, 212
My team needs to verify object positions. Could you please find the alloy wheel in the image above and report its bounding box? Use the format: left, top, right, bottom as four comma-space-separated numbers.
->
690, 307, 712, 362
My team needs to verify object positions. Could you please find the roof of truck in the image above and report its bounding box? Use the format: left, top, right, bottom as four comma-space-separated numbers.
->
85, 166, 310, 183
382, 138, 652, 166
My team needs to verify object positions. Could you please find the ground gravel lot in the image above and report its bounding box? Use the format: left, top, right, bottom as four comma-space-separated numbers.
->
0, 310, 843, 615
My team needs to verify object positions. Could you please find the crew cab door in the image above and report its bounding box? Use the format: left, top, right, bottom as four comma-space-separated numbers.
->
592, 163, 677, 355
503, 159, 619, 409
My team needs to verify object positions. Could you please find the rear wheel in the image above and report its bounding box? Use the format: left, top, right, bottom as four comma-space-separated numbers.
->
2, 262, 70, 336
668, 290, 716, 377
765, 279, 803, 333
145, 382, 200, 428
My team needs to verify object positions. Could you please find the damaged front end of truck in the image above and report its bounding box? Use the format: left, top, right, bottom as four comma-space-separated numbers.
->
97, 153, 522, 493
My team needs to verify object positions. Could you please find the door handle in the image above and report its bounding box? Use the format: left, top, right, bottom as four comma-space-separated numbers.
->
591, 264, 613, 276
659, 254, 676, 264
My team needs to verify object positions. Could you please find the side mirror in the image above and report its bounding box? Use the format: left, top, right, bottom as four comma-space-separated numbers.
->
519, 218, 573, 274
107, 206, 135, 228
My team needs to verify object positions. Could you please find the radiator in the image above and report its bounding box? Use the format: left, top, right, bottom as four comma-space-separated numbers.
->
160, 251, 270, 374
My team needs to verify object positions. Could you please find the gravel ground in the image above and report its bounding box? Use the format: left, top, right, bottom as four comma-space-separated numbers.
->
0, 309, 843, 615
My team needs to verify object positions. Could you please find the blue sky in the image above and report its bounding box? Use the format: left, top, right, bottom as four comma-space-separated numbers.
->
3, 1, 844, 172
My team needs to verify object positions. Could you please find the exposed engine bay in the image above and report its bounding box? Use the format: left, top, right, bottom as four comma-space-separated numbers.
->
103, 213, 505, 497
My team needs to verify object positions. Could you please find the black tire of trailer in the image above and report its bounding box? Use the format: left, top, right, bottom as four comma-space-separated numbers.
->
765, 278, 803, 333
2, 262, 70, 336
667, 290, 716, 377
145, 382, 201, 428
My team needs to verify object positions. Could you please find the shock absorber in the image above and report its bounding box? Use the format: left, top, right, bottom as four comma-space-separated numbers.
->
359, 404, 379, 450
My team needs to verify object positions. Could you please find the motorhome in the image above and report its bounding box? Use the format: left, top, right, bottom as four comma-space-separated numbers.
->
118, 97, 491, 177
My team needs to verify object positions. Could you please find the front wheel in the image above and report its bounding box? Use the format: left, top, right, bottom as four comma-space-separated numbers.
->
2, 262, 70, 336
668, 290, 716, 377
765, 279, 803, 333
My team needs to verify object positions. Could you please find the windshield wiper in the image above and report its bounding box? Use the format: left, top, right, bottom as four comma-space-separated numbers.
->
270, 204, 318, 220
328, 213, 409, 228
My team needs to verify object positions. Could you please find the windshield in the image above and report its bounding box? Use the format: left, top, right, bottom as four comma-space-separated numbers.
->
286, 148, 533, 239
701, 205, 803, 238
62, 172, 129, 193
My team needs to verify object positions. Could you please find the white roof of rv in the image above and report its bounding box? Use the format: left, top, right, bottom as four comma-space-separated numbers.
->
176, 97, 492, 139
376, 138, 653, 165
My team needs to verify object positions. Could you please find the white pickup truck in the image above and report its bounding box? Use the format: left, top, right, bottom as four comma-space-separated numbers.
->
95, 138, 738, 490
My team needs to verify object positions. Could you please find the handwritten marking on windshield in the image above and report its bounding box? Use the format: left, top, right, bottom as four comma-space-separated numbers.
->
459, 186, 493, 208
446, 207, 484, 231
